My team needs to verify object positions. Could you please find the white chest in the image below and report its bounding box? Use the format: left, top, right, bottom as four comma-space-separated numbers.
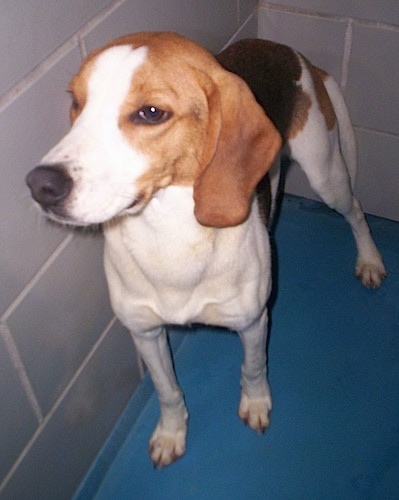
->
103, 186, 271, 331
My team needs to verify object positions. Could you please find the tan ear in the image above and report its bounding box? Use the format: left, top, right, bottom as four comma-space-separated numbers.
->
193, 70, 282, 227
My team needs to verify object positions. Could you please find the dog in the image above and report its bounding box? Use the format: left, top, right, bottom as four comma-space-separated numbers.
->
26, 32, 386, 467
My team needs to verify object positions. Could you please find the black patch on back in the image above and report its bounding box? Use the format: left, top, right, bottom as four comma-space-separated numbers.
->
216, 39, 301, 141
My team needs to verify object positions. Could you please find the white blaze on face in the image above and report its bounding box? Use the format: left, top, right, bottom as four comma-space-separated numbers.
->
41, 45, 149, 224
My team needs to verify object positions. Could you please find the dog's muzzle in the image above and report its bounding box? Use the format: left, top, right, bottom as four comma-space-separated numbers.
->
26, 164, 72, 214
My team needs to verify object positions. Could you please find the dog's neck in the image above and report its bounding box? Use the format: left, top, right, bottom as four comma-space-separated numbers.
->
103, 185, 217, 264
123, 185, 213, 235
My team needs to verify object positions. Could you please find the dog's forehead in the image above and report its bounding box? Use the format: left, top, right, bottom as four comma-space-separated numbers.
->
84, 45, 148, 103
69, 44, 148, 117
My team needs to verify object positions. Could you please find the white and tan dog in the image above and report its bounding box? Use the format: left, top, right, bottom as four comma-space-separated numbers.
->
26, 32, 386, 467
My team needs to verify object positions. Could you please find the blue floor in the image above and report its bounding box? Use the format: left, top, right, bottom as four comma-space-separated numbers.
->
75, 196, 399, 499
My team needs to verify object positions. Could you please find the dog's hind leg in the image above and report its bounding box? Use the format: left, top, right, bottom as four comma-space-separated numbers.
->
131, 327, 188, 467
290, 122, 386, 288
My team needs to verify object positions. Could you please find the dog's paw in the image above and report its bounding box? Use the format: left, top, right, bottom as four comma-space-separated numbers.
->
238, 393, 271, 433
149, 425, 186, 468
356, 260, 387, 288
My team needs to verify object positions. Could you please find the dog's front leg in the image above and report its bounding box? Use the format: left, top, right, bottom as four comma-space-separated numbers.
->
131, 327, 188, 467
237, 308, 272, 432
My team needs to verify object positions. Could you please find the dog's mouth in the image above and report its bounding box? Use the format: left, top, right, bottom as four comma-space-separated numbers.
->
120, 192, 149, 217
26, 163, 149, 225
125, 194, 145, 210
42, 193, 148, 227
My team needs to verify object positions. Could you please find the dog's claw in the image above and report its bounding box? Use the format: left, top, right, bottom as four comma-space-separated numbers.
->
149, 427, 186, 468
238, 394, 271, 433
355, 260, 387, 288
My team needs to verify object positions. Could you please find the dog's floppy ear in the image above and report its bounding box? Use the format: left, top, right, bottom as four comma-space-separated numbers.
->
194, 70, 281, 227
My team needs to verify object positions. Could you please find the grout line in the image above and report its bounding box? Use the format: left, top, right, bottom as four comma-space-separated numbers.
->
354, 124, 399, 139
340, 18, 353, 93
1, 233, 74, 322
0, 315, 117, 494
354, 18, 399, 32
0, 35, 79, 113
76, 0, 128, 41
221, 11, 257, 51
259, 1, 399, 31
259, 1, 346, 22
77, 33, 88, 60
0, 322, 43, 424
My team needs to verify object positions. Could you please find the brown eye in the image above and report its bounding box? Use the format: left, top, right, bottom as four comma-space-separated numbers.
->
130, 106, 171, 125
71, 96, 80, 112
69, 93, 82, 124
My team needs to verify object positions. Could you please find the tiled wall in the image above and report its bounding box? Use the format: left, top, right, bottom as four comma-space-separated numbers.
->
0, 1, 258, 498
259, 1, 399, 222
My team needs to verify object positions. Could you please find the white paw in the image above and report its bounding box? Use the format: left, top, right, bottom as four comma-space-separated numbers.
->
149, 424, 187, 468
238, 393, 272, 433
356, 260, 387, 288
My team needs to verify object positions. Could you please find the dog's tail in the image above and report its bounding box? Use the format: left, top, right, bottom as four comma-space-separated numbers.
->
323, 75, 357, 189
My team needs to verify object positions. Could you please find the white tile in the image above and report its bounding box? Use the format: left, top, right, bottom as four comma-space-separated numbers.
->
84, 0, 238, 53
354, 129, 399, 221
258, 8, 347, 81
0, 0, 111, 95
8, 231, 114, 413
346, 24, 399, 135
0, 47, 82, 315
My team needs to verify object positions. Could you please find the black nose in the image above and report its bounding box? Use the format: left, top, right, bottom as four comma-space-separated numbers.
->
25, 165, 72, 210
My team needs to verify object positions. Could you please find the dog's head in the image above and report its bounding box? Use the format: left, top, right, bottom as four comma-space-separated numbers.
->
26, 32, 281, 227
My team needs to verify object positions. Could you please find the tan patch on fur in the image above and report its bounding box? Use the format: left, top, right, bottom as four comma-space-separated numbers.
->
308, 62, 336, 130
115, 38, 218, 204
288, 85, 312, 139
288, 58, 336, 139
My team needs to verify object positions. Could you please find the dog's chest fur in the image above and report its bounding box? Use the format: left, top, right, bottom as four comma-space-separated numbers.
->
103, 186, 271, 331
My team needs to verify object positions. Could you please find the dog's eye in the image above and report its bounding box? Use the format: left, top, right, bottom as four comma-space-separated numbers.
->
130, 106, 170, 125
69, 93, 80, 113
68, 92, 83, 123
71, 98, 79, 111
